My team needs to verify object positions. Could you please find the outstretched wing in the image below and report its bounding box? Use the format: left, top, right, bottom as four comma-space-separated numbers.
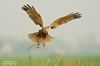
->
22, 4, 44, 27
50, 12, 81, 29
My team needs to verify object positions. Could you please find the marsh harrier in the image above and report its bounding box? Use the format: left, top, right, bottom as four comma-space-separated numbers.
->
22, 4, 82, 47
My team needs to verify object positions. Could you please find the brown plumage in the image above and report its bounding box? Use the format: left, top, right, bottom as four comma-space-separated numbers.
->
28, 29, 54, 47
50, 13, 81, 29
22, 4, 44, 27
22, 4, 82, 47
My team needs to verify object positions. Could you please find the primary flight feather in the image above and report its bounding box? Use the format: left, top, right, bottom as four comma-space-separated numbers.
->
22, 4, 82, 47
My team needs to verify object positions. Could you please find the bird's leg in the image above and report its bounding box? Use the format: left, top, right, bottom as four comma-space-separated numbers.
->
43, 43, 45, 47
36, 44, 40, 49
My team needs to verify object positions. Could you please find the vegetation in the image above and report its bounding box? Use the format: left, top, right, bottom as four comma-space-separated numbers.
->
1, 55, 100, 66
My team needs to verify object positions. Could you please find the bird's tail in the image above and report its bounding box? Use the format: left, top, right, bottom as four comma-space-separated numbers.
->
28, 29, 54, 47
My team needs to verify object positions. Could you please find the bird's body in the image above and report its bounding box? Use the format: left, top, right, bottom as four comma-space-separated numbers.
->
28, 27, 53, 47
22, 4, 82, 47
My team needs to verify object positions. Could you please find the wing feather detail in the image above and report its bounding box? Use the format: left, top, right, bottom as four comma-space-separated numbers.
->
50, 12, 81, 29
22, 4, 44, 27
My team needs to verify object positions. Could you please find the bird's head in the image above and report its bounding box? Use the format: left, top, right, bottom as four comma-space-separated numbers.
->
43, 26, 50, 34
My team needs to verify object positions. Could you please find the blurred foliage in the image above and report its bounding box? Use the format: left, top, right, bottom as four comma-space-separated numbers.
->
0, 55, 100, 66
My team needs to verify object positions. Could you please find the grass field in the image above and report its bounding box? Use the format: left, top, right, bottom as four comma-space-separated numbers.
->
1, 55, 100, 66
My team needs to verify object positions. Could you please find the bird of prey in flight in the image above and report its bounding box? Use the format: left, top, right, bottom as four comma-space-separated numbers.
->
22, 4, 82, 47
